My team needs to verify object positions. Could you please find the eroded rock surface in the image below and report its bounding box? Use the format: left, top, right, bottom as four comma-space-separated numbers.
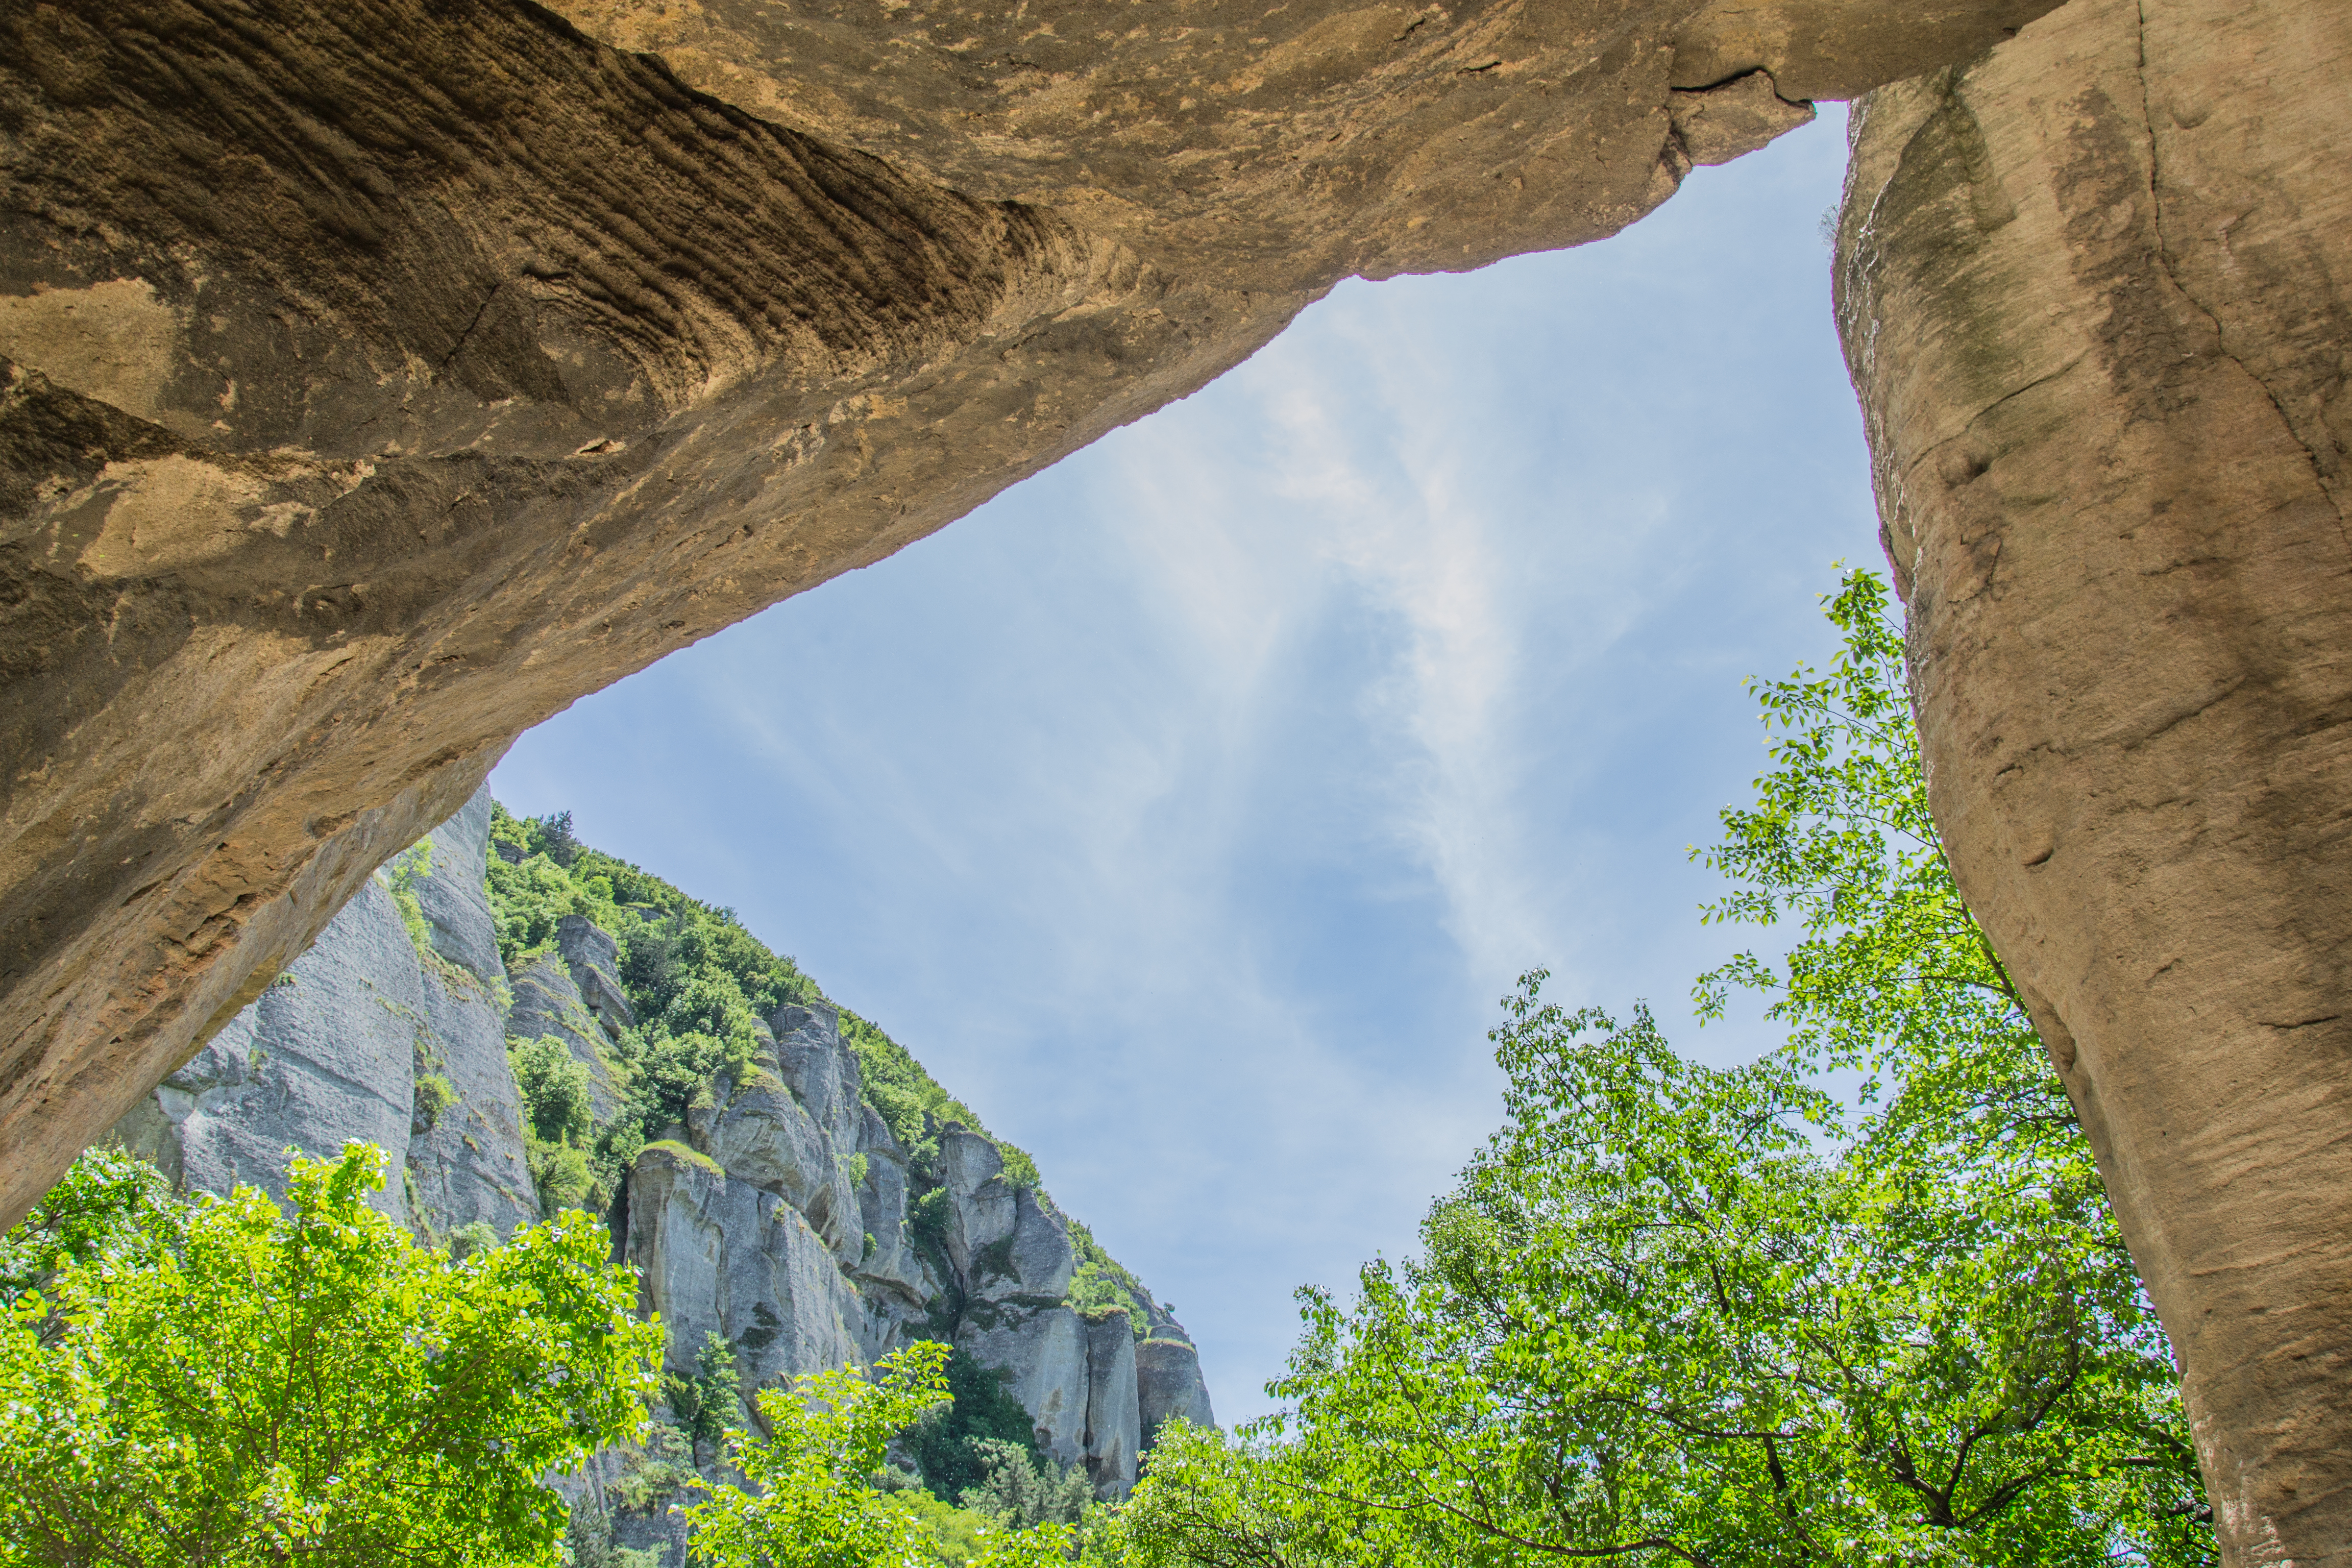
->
0, 0, 2056, 1231
111, 787, 1202, 1546
113, 786, 538, 1237
627, 1140, 868, 1407
1834, 1, 2352, 1558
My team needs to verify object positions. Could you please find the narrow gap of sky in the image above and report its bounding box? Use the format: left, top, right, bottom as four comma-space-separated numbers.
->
494, 106, 1876, 1426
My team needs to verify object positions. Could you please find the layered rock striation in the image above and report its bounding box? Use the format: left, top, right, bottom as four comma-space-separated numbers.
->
1834, 1, 2352, 1558
112, 788, 1212, 1550
0, 0, 2060, 1235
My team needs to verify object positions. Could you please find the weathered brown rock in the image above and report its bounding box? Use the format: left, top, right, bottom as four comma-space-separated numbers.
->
1834, 1, 2352, 1559
0, 0, 2052, 1231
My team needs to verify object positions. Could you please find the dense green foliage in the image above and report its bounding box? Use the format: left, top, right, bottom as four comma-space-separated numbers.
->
666, 1331, 749, 1453
955, 1440, 1094, 1532
0, 1144, 178, 1316
484, 800, 1144, 1504
681, 1342, 1074, 1568
1068, 1219, 1155, 1339
1116, 571, 2214, 1567
906, 1345, 1049, 1504
0, 1144, 663, 1568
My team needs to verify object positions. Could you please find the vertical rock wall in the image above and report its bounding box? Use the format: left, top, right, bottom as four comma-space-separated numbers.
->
114, 786, 538, 1239
109, 788, 1204, 1530
1835, 2, 2352, 1559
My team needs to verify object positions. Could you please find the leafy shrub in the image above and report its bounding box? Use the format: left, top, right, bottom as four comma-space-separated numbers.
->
531, 1141, 595, 1215
513, 1035, 594, 1148
0, 1143, 661, 1566
0, 1145, 178, 1315
1066, 1219, 1152, 1338
608, 1421, 699, 1515
412, 1071, 457, 1130
665, 1331, 746, 1451
906, 1347, 1045, 1505
446, 1220, 499, 1261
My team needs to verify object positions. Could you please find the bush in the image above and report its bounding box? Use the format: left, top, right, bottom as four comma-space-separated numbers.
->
0, 1143, 662, 1567
906, 1347, 1045, 1505
513, 1035, 594, 1148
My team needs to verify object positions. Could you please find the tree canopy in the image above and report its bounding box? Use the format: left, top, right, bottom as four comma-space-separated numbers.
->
1116, 570, 2213, 1567
0, 1144, 662, 1568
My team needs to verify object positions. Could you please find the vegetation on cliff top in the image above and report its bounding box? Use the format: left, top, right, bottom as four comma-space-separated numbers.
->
486, 801, 1044, 1187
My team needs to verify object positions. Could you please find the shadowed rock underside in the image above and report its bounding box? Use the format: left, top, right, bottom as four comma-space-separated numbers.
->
0, 0, 2056, 1234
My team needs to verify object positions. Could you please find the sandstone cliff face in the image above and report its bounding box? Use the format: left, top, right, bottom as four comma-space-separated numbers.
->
1834, 3, 2352, 1560
112, 788, 1206, 1536
0, 0, 2058, 1237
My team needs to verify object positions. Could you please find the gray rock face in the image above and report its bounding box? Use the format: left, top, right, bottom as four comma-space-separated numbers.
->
959, 1300, 1092, 1469
849, 1106, 929, 1304
506, 951, 622, 1124
393, 794, 538, 1240
697, 1067, 857, 1257
557, 915, 635, 1034
411, 790, 504, 986
405, 956, 540, 1240
773, 1002, 861, 1152
982, 1187, 1076, 1305
937, 1129, 1074, 1303
1137, 1338, 1218, 1439
1083, 1312, 1142, 1496
112, 878, 422, 1226
627, 1142, 864, 1415
940, 1128, 1017, 1280
112, 785, 538, 1241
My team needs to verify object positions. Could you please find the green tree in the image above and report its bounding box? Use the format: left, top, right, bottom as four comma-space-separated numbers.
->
0, 1144, 179, 1317
666, 1331, 747, 1453
1253, 986, 2206, 1565
957, 1438, 1093, 1530
0, 1142, 664, 1568
681, 1342, 1073, 1568
906, 1345, 1048, 1506
1130, 570, 2212, 1567
1113, 1422, 1330, 1568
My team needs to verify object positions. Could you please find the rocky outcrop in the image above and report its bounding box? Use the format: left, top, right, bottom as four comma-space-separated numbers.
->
114, 786, 538, 1239
111, 782, 1209, 1533
1834, 2, 2352, 1559
624, 1002, 1170, 1498
110, 878, 424, 1228
1083, 1313, 1143, 1496
958, 1302, 1094, 1473
626, 1140, 866, 1411
505, 915, 633, 1125
0, 0, 2061, 1235
1137, 1337, 1220, 1440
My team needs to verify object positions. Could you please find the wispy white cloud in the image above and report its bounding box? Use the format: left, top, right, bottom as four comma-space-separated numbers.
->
492, 108, 1876, 1424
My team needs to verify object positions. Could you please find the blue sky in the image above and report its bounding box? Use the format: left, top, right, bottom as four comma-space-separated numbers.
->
493, 106, 1878, 1426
